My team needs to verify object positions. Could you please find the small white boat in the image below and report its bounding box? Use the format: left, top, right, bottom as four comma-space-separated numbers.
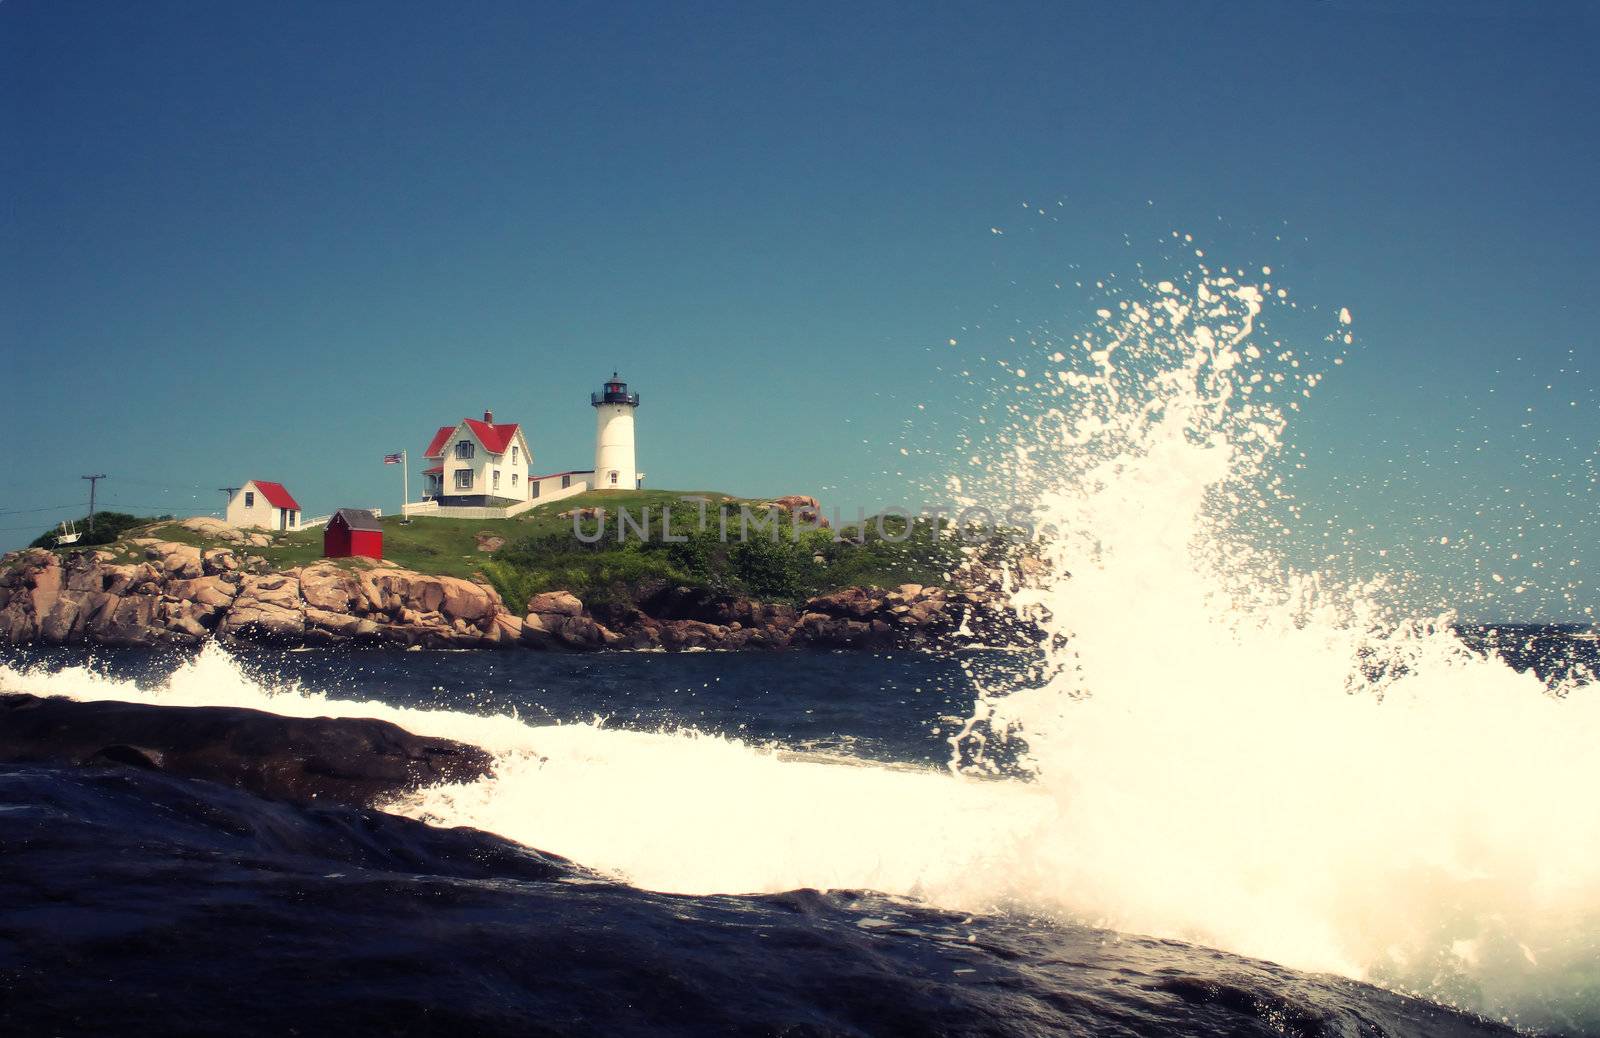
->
55, 520, 80, 546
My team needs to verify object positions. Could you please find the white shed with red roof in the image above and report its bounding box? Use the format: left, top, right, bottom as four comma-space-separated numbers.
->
226, 480, 303, 531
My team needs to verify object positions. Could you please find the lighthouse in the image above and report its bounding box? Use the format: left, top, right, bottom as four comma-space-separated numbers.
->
591, 372, 642, 490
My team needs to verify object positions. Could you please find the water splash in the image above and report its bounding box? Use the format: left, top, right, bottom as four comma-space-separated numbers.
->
948, 263, 1600, 1030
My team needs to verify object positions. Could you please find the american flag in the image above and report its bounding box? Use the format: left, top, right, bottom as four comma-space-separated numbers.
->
383, 453, 404, 465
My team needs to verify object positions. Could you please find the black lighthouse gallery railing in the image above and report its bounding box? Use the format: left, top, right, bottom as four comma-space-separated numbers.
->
591, 382, 640, 406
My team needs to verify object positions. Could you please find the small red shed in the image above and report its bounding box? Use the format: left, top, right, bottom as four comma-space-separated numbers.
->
323, 509, 384, 560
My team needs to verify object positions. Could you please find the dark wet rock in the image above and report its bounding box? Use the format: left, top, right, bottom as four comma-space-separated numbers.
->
0, 760, 1524, 1038
0, 693, 494, 807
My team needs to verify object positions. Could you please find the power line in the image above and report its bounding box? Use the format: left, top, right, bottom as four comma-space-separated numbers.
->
2, 472, 233, 515
0, 505, 193, 535
2, 470, 233, 532
2, 501, 196, 519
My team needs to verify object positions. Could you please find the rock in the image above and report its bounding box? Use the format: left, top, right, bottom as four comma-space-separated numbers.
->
165, 575, 239, 613
0, 535, 1014, 653
145, 541, 204, 580
475, 532, 506, 552
28, 551, 64, 621
100, 562, 152, 595
437, 577, 496, 625
514, 610, 616, 651
485, 612, 523, 646
526, 591, 583, 618
804, 587, 884, 619
63, 553, 105, 593
796, 609, 887, 647
659, 619, 717, 650
218, 574, 305, 645
201, 548, 239, 575
304, 607, 384, 643
519, 610, 556, 648
0, 693, 494, 808
39, 592, 90, 643
0, 550, 64, 642
161, 607, 210, 642
96, 594, 164, 647
300, 565, 359, 612
766, 495, 829, 528
553, 614, 610, 650
178, 516, 250, 544
374, 570, 444, 614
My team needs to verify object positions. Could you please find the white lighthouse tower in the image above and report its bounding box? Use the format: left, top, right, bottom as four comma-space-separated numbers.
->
592, 372, 642, 490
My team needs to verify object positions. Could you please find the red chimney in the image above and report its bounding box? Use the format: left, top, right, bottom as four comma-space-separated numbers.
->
484, 410, 494, 423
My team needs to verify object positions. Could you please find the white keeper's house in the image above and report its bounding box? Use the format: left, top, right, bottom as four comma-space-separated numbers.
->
421, 411, 534, 507
410, 374, 644, 517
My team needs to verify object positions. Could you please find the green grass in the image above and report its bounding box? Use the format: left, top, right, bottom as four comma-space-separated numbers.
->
484, 492, 975, 612
509, 488, 768, 538
260, 516, 501, 578
70, 515, 502, 580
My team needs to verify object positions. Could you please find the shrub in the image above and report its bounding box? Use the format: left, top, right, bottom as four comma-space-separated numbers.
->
728, 535, 822, 600
31, 512, 169, 550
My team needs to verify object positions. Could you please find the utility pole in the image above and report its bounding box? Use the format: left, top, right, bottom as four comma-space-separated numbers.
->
81, 474, 107, 534
218, 487, 240, 519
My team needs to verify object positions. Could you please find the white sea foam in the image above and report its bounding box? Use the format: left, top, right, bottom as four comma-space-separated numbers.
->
945, 266, 1600, 1028
2, 266, 1595, 1028
0, 646, 1055, 911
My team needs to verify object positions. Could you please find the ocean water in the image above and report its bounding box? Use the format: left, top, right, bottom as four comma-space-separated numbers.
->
4, 265, 1598, 1035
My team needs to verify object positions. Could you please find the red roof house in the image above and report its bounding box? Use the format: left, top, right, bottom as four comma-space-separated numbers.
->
226, 480, 303, 531
422, 410, 532, 505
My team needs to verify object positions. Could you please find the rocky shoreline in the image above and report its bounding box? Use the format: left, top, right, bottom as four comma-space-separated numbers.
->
0, 692, 493, 807
0, 543, 1039, 652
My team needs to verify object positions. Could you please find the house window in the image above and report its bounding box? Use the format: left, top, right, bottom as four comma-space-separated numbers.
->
561, 474, 571, 489
455, 441, 475, 460
511, 446, 518, 465
493, 470, 500, 490
609, 470, 618, 485
511, 473, 518, 486
532, 481, 540, 499
455, 470, 473, 490
245, 491, 255, 507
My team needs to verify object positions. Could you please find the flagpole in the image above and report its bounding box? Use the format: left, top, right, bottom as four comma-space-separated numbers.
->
401, 449, 408, 517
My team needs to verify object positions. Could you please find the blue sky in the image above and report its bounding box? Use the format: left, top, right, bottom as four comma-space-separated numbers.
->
2, 1, 1596, 620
